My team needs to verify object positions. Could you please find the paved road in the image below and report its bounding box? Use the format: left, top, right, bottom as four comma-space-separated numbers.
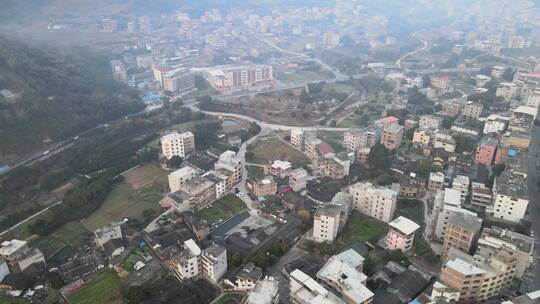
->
526, 120, 540, 290
396, 31, 428, 69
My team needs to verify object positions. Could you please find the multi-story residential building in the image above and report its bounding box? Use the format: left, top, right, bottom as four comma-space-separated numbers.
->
462, 102, 484, 118
168, 165, 201, 193
0, 239, 29, 268
477, 226, 534, 279
173, 177, 216, 211
489, 171, 529, 223
248, 177, 277, 197
318, 155, 350, 180
344, 129, 368, 151
412, 128, 432, 146
471, 182, 493, 210
215, 151, 243, 190
202, 170, 228, 198
323, 31, 341, 49
496, 82, 519, 100
474, 74, 491, 87
452, 175, 470, 203
491, 65, 506, 78
170, 239, 202, 281
483, 114, 509, 134
433, 130, 457, 153
428, 172, 445, 192
111, 60, 128, 83
381, 124, 404, 150
289, 168, 308, 192
525, 87, 540, 108
205, 65, 273, 91
161, 131, 196, 159
475, 137, 499, 167
433, 189, 482, 240
451, 116, 483, 136
374, 116, 399, 129
313, 205, 341, 243
419, 114, 443, 130
264, 160, 292, 178
290, 129, 317, 150
355, 148, 370, 165
290, 269, 346, 304
316, 250, 374, 304
442, 212, 483, 256
431, 76, 449, 90
386, 216, 420, 252
162, 68, 196, 97
135, 53, 153, 69
246, 276, 279, 304
305, 139, 335, 161
201, 244, 227, 282
443, 100, 462, 117
440, 247, 517, 302
349, 182, 397, 223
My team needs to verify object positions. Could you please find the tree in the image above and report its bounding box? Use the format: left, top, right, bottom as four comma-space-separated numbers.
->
502, 67, 516, 82
248, 122, 261, 136
166, 156, 183, 168
422, 75, 431, 88
368, 144, 391, 171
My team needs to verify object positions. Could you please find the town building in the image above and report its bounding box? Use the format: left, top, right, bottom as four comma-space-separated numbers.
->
305, 139, 335, 160
451, 116, 483, 136
491, 65, 506, 78
201, 244, 227, 282
161, 131, 196, 159
440, 247, 518, 302
136, 54, 153, 69
162, 68, 196, 97
477, 226, 534, 279
205, 65, 273, 91
475, 137, 499, 167
431, 76, 449, 90
111, 60, 128, 83
355, 148, 370, 165
462, 102, 484, 118
483, 114, 509, 134
496, 82, 519, 100
318, 155, 350, 180
290, 129, 317, 150
264, 160, 292, 178
471, 182, 493, 211
412, 128, 432, 146
443, 100, 462, 117
248, 177, 277, 197
176, 177, 216, 211
489, 171, 529, 223
344, 129, 369, 151
170, 239, 202, 281
168, 165, 201, 193
442, 211, 483, 256
386, 216, 420, 252
419, 114, 443, 130
202, 170, 228, 198
381, 124, 404, 150
246, 276, 280, 304
374, 116, 399, 129
428, 172, 445, 192
290, 269, 346, 304
433, 130, 456, 153
316, 249, 374, 304
313, 205, 341, 243
452, 175, 470, 203
214, 151, 243, 190
289, 168, 308, 192
349, 182, 397, 223
224, 262, 262, 291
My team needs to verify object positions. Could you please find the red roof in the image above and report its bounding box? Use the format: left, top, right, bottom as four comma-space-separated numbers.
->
376, 116, 399, 125
317, 142, 335, 156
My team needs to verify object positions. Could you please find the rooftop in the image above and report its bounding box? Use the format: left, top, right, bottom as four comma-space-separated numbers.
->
0, 239, 27, 257
389, 216, 421, 235
246, 276, 279, 304
495, 170, 528, 199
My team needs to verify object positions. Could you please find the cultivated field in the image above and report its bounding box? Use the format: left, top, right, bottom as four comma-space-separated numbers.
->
196, 194, 246, 225
67, 270, 123, 304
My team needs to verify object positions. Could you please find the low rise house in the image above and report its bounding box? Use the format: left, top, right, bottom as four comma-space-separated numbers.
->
248, 177, 277, 197
246, 276, 280, 304
289, 168, 308, 192
223, 262, 262, 291
369, 262, 432, 304
264, 160, 292, 178
290, 269, 346, 304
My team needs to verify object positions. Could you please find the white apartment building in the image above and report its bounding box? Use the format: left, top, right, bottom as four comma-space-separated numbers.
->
349, 182, 397, 223
313, 205, 341, 243
316, 249, 374, 304
201, 244, 227, 282
428, 172, 446, 192
161, 131, 195, 159
483, 114, 509, 134
289, 168, 308, 192
247, 276, 280, 304
491, 65, 506, 78
203, 170, 228, 199
168, 165, 201, 193
419, 114, 443, 130
433, 130, 456, 153
462, 102, 484, 118
343, 129, 368, 151
170, 239, 202, 281
496, 82, 519, 100
489, 171, 529, 223
452, 175, 470, 203
525, 87, 540, 108
471, 182, 493, 210
205, 65, 273, 91
215, 151, 243, 189
162, 68, 196, 96
291, 129, 317, 150
290, 269, 346, 304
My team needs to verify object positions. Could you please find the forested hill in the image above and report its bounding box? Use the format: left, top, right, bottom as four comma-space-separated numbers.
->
0, 36, 144, 157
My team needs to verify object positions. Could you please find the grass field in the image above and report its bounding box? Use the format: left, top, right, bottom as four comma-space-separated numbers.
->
196, 194, 247, 225
214, 292, 246, 304
276, 70, 330, 84
248, 137, 310, 168
68, 270, 123, 304
124, 164, 168, 190
247, 165, 265, 179
32, 221, 89, 257
318, 131, 346, 153
395, 199, 424, 226
81, 183, 163, 231
339, 212, 387, 244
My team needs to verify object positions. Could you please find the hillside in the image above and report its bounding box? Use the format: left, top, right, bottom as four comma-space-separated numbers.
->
0, 36, 144, 158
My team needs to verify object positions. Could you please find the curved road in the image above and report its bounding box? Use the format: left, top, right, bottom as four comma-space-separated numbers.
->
396, 32, 428, 69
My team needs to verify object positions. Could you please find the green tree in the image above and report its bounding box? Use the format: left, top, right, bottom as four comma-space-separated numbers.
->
167, 155, 183, 168
368, 144, 391, 170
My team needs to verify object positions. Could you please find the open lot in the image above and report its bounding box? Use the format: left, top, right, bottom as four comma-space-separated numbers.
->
124, 164, 168, 190
318, 131, 346, 153
67, 270, 123, 304
32, 221, 89, 257
339, 212, 387, 245
247, 137, 310, 168
214, 292, 246, 304
196, 194, 246, 225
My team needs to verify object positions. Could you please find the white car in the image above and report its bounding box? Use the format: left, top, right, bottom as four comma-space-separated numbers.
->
238, 192, 245, 197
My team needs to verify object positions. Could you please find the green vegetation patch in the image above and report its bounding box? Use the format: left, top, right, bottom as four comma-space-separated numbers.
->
32, 221, 88, 257
214, 292, 246, 304
196, 194, 246, 225
339, 212, 388, 244
318, 131, 345, 153
247, 137, 309, 168
67, 270, 122, 304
